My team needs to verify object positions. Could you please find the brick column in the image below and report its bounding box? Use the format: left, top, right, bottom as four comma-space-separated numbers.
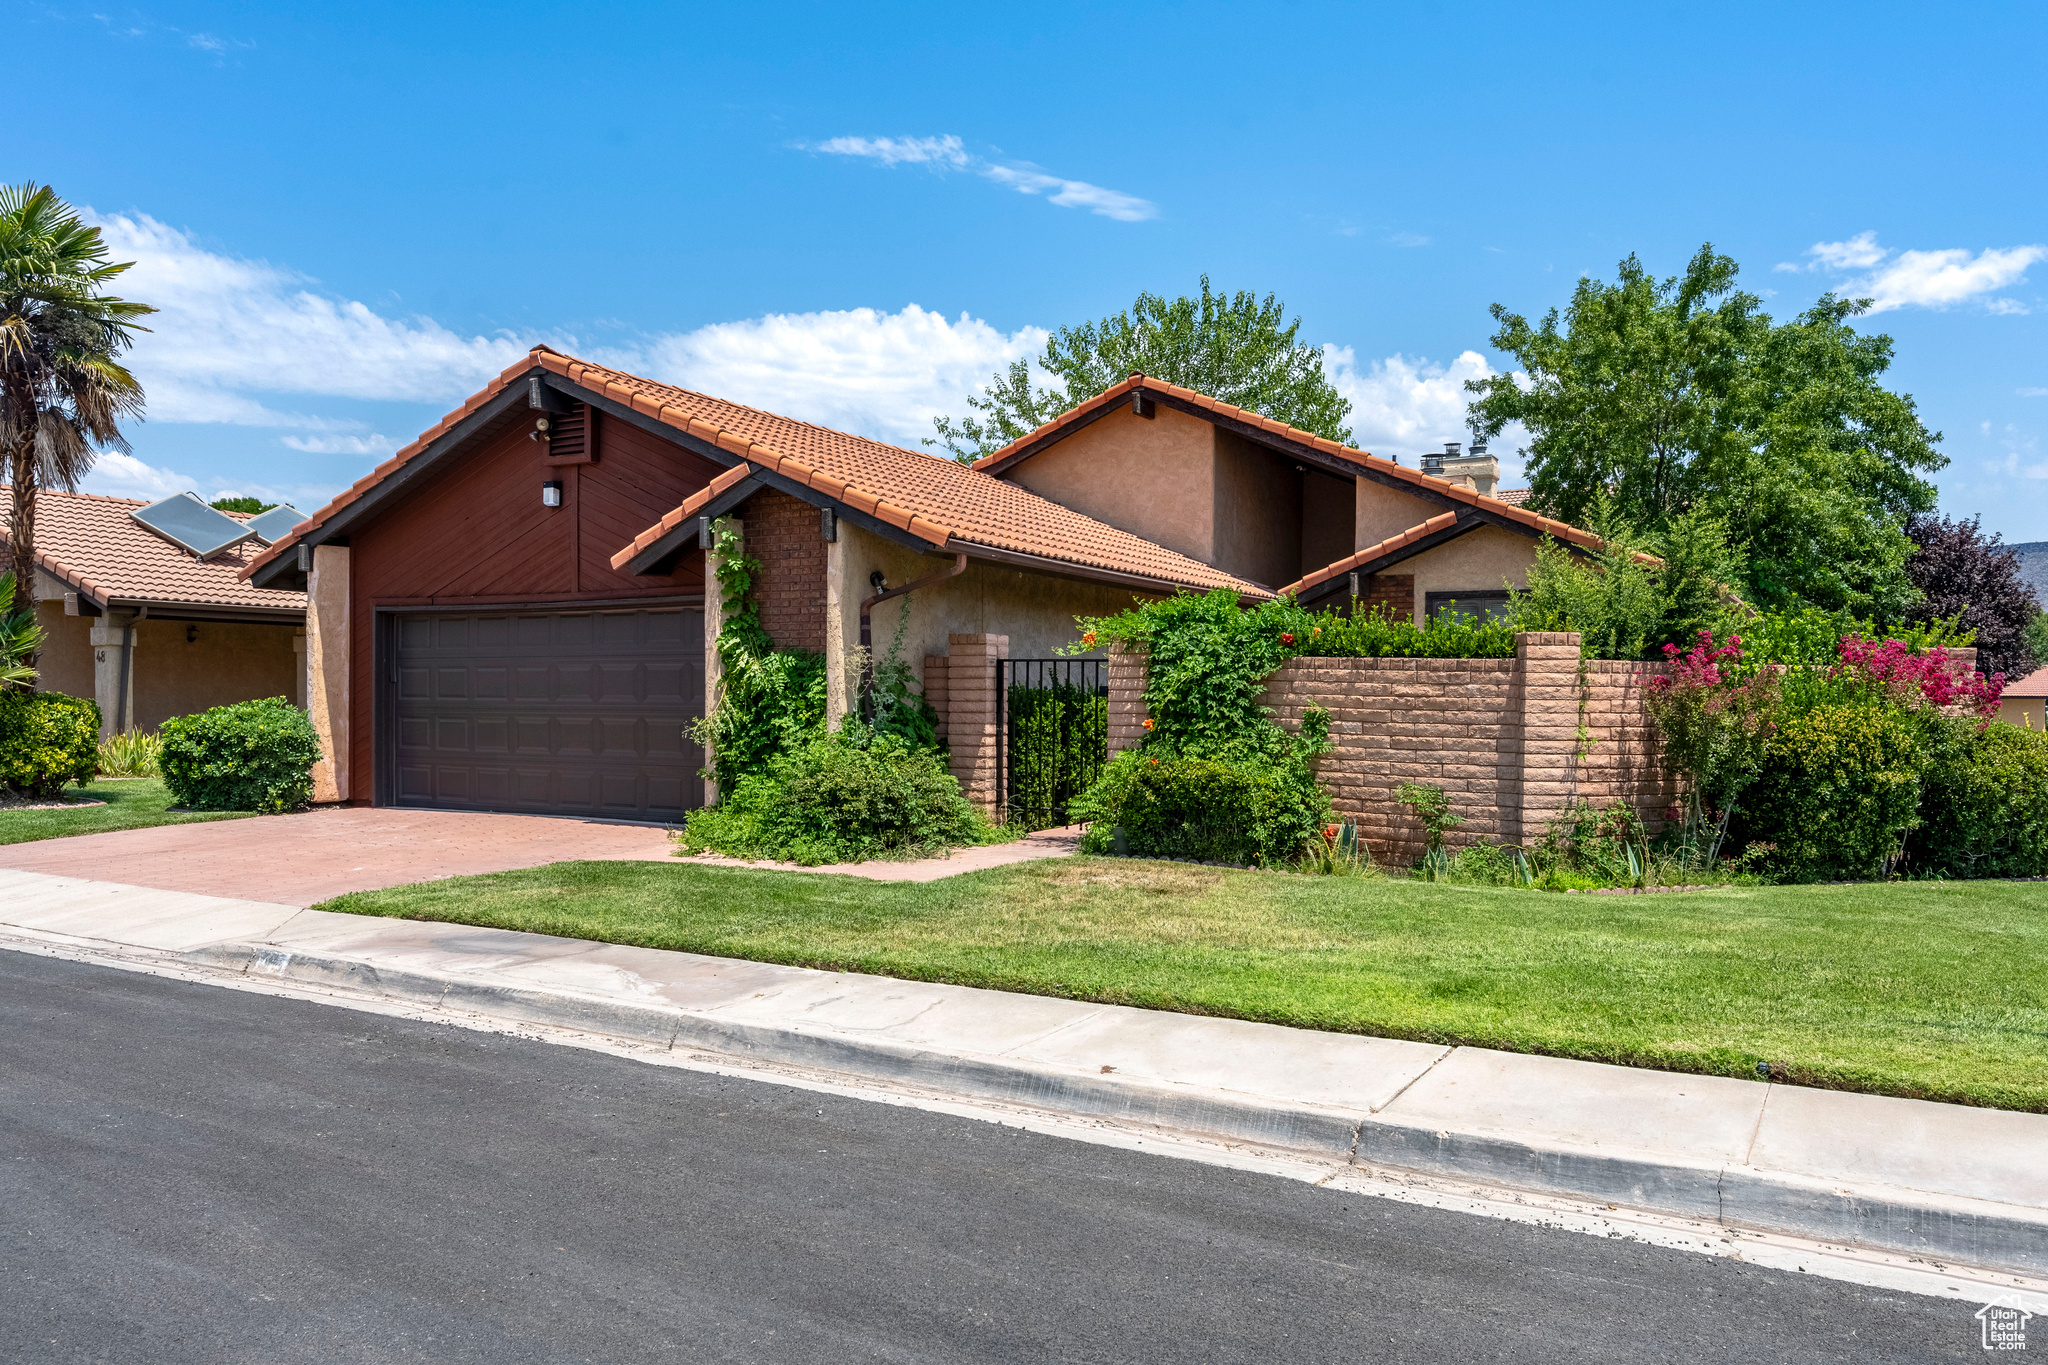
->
1106, 647, 1149, 756
1512, 630, 1583, 843
943, 633, 1007, 813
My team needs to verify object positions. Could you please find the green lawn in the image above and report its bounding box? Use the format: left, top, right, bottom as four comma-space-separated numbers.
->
0, 778, 256, 845
319, 858, 2048, 1113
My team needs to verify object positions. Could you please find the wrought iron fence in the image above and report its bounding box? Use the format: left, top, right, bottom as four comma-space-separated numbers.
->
997, 658, 1108, 830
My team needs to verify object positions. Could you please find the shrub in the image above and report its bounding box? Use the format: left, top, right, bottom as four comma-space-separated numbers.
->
1907, 721, 2048, 879
1733, 701, 1927, 881
680, 724, 986, 865
158, 697, 323, 813
1073, 747, 1331, 866
97, 729, 161, 778
1302, 603, 1516, 660
1395, 780, 1464, 878
1642, 629, 1779, 865
0, 691, 101, 797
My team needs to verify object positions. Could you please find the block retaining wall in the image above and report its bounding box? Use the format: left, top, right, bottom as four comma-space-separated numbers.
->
1109, 632, 1679, 866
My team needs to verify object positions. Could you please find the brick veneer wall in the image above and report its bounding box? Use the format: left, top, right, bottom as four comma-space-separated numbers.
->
1360, 573, 1413, 620
1108, 633, 1678, 866
745, 489, 826, 651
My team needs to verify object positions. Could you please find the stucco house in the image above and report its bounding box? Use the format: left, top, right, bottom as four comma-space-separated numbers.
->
2, 486, 307, 735
243, 346, 1600, 823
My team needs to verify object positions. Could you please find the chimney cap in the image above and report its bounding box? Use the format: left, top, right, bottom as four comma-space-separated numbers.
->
1443, 441, 1462, 457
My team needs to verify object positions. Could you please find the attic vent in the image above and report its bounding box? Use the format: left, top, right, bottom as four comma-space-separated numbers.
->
544, 402, 595, 465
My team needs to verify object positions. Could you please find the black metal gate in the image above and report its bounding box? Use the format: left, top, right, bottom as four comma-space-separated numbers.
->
997, 659, 1109, 830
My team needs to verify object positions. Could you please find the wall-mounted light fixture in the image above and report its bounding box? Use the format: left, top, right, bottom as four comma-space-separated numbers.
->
530, 416, 552, 443
187, 624, 198, 644
542, 480, 564, 508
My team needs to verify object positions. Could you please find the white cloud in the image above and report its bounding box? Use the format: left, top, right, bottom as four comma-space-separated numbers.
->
811, 135, 970, 169
1779, 231, 1888, 272
1778, 232, 2045, 312
78, 452, 199, 501
92, 212, 534, 414
2020, 387, 2048, 398
1388, 231, 1431, 249
1322, 347, 1528, 478
626, 305, 1047, 446
814, 134, 1157, 222
280, 433, 399, 456
979, 165, 1157, 223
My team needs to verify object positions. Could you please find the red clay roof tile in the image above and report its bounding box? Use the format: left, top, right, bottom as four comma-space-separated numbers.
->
5, 486, 305, 613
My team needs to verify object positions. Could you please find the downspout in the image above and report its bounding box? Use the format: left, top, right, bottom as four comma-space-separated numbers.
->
116, 605, 147, 734
859, 551, 968, 652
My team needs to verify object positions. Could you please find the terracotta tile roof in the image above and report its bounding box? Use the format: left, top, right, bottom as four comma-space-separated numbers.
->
2, 486, 305, 613
973, 374, 1607, 553
238, 344, 1263, 596
1494, 487, 1532, 506
2001, 667, 2048, 697
550, 353, 1263, 594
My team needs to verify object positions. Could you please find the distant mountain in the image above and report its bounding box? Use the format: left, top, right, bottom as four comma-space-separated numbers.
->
2009, 542, 2048, 605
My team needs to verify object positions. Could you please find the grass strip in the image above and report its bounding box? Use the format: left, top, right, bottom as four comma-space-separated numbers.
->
0, 778, 256, 845
320, 857, 2048, 1113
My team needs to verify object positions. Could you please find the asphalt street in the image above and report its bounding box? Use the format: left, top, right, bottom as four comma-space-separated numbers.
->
0, 950, 1980, 1363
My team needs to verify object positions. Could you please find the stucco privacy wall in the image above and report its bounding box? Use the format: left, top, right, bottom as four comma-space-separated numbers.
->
1109, 633, 1676, 865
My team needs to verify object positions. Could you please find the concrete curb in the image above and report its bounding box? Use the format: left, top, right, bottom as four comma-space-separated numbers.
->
1358, 1117, 2048, 1277
189, 939, 2048, 1277
186, 943, 1371, 1159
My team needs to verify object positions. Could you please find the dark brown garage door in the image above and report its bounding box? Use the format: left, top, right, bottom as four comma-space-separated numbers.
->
392, 607, 703, 821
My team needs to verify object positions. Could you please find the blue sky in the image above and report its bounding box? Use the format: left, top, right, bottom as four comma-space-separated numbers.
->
10, 1, 2047, 537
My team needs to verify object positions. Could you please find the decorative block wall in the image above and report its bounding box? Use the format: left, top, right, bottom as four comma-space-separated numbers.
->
1109, 633, 1678, 865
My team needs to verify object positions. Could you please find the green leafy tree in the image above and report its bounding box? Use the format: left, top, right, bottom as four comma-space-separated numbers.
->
211, 496, 274, 514
1, 184, 155, 681
1465, 245, 1943, 618
929, 277, 1352, 462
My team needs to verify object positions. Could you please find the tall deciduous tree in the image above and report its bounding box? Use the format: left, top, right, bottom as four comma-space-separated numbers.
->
1903, 512, 2039, 679
1, 183, 154, 682
929, 277, 1351, 463
1465, 245, 1945, 618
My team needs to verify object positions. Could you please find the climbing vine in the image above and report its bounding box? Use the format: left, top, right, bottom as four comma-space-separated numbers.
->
691, 518, 827, 792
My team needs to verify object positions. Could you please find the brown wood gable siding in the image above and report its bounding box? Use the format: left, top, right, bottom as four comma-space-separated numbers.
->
345, 410, 722, 801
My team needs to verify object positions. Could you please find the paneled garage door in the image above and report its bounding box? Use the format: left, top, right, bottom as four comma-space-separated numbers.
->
392, 607, 703, 821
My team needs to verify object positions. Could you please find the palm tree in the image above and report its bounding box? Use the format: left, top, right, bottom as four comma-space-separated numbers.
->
1, 183, 155, 686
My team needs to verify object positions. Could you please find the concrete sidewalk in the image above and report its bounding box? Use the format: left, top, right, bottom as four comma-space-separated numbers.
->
4, 865, 2043, 1279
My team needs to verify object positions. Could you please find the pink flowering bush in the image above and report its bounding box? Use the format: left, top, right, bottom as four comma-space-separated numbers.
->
1831, 635, 2003, 717
1643, 630, 1779, 864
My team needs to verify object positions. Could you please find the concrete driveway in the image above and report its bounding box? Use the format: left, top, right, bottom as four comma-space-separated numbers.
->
0, 807, 677, 907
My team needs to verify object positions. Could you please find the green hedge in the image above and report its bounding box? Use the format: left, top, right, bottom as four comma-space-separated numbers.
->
1907, 722, 2048, 879
1734, 702, 1928, 881
0, 691, 101, 797
682, 725, 986, 865
1075, 750, 1331, 866
159, 697, 323, 813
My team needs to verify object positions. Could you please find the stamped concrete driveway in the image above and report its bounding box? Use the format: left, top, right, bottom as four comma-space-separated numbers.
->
0, 806, 677, 906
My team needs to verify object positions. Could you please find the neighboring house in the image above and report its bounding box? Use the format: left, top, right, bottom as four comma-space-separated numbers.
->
1, 486, 307, 735
1997, 666, 2048, 729
244, 347, 1604, 822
